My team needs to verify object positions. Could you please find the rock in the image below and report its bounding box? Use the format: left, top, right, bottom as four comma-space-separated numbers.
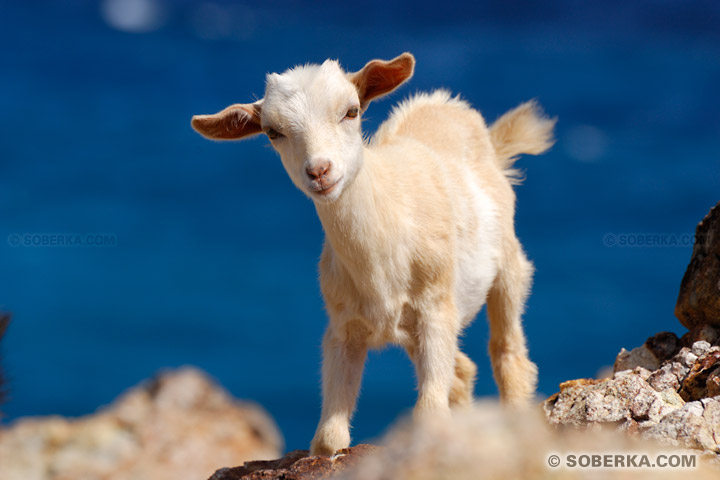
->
676, 201, 720, 329
701, 397, 720, 446
340, 402, 719, 480
647, 362, 684, 392
613, 332, 681, 374
0, 312, 9, 407
642, 398, 720, 453
545, 370, 680, 428
645, 331, 682, 362
692, 341, 713, 357
674, 346, 699, 369
209, 445, 379, 480
546, 333, 720, 458
679, 349, 720, 401
0, 367, 283, 480
614, 345, 661, 373
708, 371, 720, 398
681, 325, 720, 347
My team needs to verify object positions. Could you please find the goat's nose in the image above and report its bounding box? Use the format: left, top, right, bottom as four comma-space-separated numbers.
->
306, 160, 332, 180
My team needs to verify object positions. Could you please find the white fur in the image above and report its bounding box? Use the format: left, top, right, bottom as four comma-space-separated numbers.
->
454, 163, 501, 324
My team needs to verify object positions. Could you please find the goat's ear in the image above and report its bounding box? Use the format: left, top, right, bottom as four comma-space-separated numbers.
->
191, 101, 263, 140
351, 53, 415, 111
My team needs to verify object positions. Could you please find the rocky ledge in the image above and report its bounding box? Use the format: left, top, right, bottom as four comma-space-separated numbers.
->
0, 368, 283, 480
209, 445, 379, 480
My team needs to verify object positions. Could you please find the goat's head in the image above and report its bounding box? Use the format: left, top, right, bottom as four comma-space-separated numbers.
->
192, 53, 415, 202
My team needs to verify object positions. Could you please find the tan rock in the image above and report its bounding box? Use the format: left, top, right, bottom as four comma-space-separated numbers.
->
545, 336, 720, 458
641, 398, 720, 453
545, 371, 680, 428
614, 332, 682, 374
647, 363, 684, 393
0, 368, 282, 480
615, 345, 661, 373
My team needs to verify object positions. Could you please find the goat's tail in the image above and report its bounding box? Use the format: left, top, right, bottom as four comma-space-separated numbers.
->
489, 100, 555, 184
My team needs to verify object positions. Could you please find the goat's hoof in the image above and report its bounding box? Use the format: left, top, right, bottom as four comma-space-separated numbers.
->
310, 425, 350, 456
310, 437, 341, 457
310, 444, 336, 457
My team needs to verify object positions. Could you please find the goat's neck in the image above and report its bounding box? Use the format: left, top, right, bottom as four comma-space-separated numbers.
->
314, 149, 390, 266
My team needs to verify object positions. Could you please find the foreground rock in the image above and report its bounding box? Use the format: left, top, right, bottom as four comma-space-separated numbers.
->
341, 402, 718, 480
675, 201, 720, 329
544, 326, 720, 457
209, 445, 378, 480
0, 368, 282, 480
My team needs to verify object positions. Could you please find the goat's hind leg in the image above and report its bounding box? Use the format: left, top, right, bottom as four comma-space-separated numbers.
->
449, 350, 477, 408
486, 241, 538, 405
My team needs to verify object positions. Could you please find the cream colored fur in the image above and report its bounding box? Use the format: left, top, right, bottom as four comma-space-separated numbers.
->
191, 53, 555, 456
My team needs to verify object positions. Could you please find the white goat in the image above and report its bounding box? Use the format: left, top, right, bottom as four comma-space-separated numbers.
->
192, 53, 555, 456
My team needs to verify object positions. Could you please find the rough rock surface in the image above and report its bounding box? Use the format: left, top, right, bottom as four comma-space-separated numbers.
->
0, 368, 283, 480
676, 201, 720, 328
545, 326, 720, 457
209, 445, 378, 480
642, 397, 720, 453
613, 331, 682, 375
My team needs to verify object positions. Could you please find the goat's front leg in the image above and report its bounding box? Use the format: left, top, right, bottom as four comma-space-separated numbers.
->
411, 301, 459, 418
310, 326, 367, 456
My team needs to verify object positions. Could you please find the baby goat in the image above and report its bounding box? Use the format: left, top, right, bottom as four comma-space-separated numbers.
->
192, 53, 555, 456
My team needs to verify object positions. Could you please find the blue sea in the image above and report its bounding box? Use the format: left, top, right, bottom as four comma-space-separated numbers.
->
0, 0, 718, 451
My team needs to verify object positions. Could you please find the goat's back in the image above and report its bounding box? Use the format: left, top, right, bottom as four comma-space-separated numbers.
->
371, 90, 497, 171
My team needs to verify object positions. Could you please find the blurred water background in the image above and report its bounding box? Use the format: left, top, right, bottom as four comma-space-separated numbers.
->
0, 0, 718, 451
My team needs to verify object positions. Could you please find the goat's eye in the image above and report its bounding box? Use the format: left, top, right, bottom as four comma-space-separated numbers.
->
265, 127, 283, 140
344, 106, 359, 120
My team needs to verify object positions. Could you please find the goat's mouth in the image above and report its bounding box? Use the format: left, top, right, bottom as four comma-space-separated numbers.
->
310, 177, 342, 196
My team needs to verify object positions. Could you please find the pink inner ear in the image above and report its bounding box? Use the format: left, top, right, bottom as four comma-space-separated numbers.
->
192, 103, 263, 140
353, 54, 415, 109
363, 62, 410, 98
